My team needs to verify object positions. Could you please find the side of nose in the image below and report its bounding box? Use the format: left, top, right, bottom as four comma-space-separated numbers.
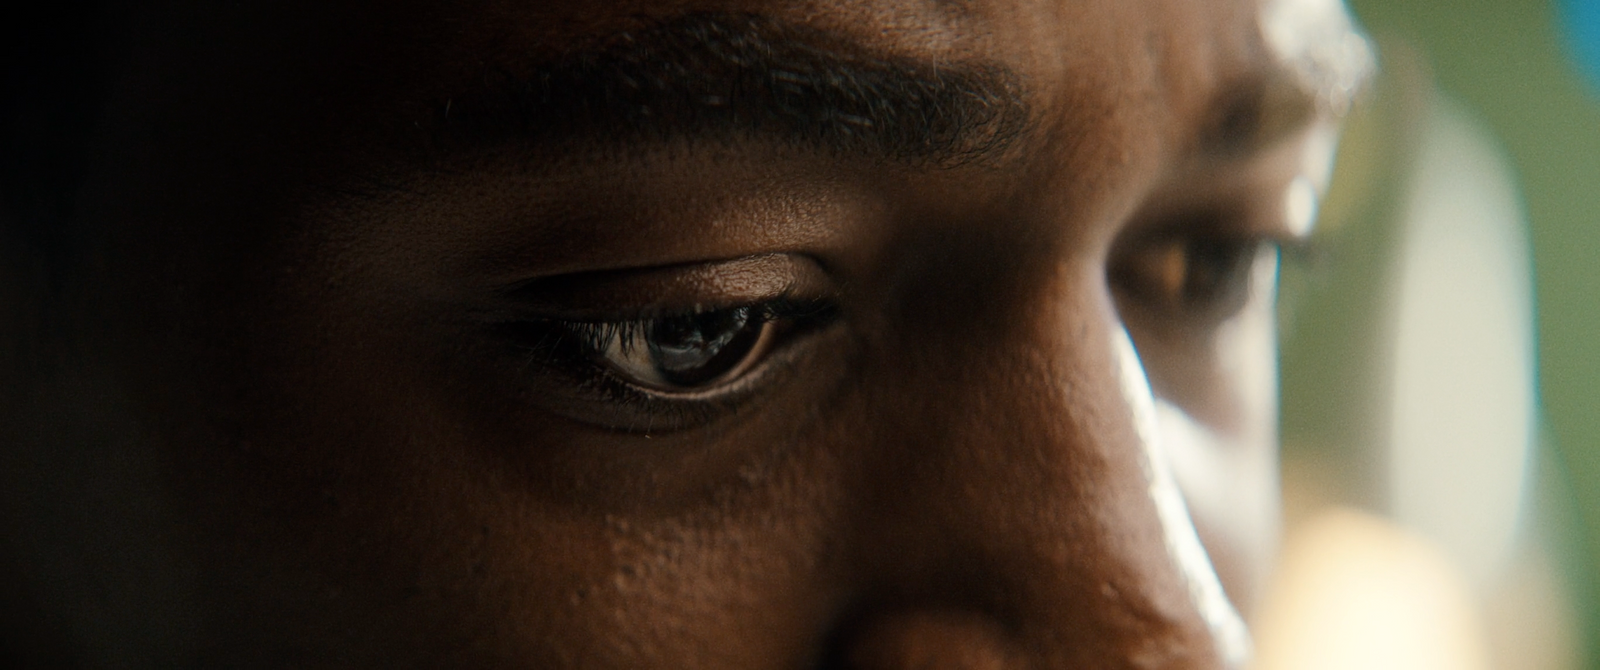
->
823, 291, 1244, 670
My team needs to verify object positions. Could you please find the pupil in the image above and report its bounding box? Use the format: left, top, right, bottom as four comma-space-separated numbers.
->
646, 307, 760, 387
1182, 238, 1256, 312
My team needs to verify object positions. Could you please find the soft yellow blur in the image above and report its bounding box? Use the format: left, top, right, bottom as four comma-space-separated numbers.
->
1253, 508, 1491, 670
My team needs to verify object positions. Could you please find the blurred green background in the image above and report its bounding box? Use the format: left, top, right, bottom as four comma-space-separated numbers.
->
1342, 0, 1600, 663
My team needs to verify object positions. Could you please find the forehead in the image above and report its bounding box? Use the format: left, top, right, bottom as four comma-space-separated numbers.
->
126, 0, 1276, 159
245, 0, 1266, 66
102, 0, 1307, 268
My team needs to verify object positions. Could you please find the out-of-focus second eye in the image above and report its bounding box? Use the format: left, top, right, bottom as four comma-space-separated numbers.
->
1109, 234, 1274, 323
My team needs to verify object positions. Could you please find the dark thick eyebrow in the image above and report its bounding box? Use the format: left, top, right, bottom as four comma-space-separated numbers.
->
431, 13, 1031, 167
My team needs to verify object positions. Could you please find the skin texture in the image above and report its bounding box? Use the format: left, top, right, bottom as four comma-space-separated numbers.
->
0, 0, 1363, 667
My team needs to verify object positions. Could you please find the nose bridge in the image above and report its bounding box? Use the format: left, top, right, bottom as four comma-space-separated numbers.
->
839, 284, 1241, 668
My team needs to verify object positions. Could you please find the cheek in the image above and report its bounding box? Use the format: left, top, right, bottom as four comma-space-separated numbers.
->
1147, 252, 1284, 613
1116, 326, 1255, 662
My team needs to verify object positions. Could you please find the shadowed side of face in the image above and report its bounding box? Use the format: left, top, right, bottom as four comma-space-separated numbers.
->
0, 0, 1360, 667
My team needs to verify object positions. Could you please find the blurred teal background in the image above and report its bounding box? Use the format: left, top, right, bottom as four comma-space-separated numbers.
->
1564, 0, 1600, 91
1343, 0, 1600, 663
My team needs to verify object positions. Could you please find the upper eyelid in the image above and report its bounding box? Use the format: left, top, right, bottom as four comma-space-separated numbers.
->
1108, 197, 1311, 273
1124, 204, 1287, 236
1119, 171, 1320, 245
1108, 226, 1286, 271
489, 253, 836, 321
547, 297, 777, 326
552, 295, 832, 327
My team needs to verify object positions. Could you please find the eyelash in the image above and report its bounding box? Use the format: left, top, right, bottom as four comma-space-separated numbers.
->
556, 298, 833, 359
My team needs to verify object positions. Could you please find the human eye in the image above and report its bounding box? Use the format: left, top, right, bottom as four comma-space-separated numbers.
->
492, 254, 841, 432
1108, 230, 1283, 326
1105, 199, 1306, 424
539, 297, 837, 393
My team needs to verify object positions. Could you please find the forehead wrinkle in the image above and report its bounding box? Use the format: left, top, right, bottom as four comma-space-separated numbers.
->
424, 11, 1032, 169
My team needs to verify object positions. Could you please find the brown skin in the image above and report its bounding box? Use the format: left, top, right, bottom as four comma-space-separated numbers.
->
0, 0, 1355, 667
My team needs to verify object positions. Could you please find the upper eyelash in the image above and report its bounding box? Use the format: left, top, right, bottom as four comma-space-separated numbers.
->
538, 296, 837, 359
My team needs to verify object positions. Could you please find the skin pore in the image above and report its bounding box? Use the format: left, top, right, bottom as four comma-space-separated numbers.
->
0, 0, 1365, 667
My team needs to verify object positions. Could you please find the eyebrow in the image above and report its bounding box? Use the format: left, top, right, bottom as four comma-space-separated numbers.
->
430, 13, 1031, 167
